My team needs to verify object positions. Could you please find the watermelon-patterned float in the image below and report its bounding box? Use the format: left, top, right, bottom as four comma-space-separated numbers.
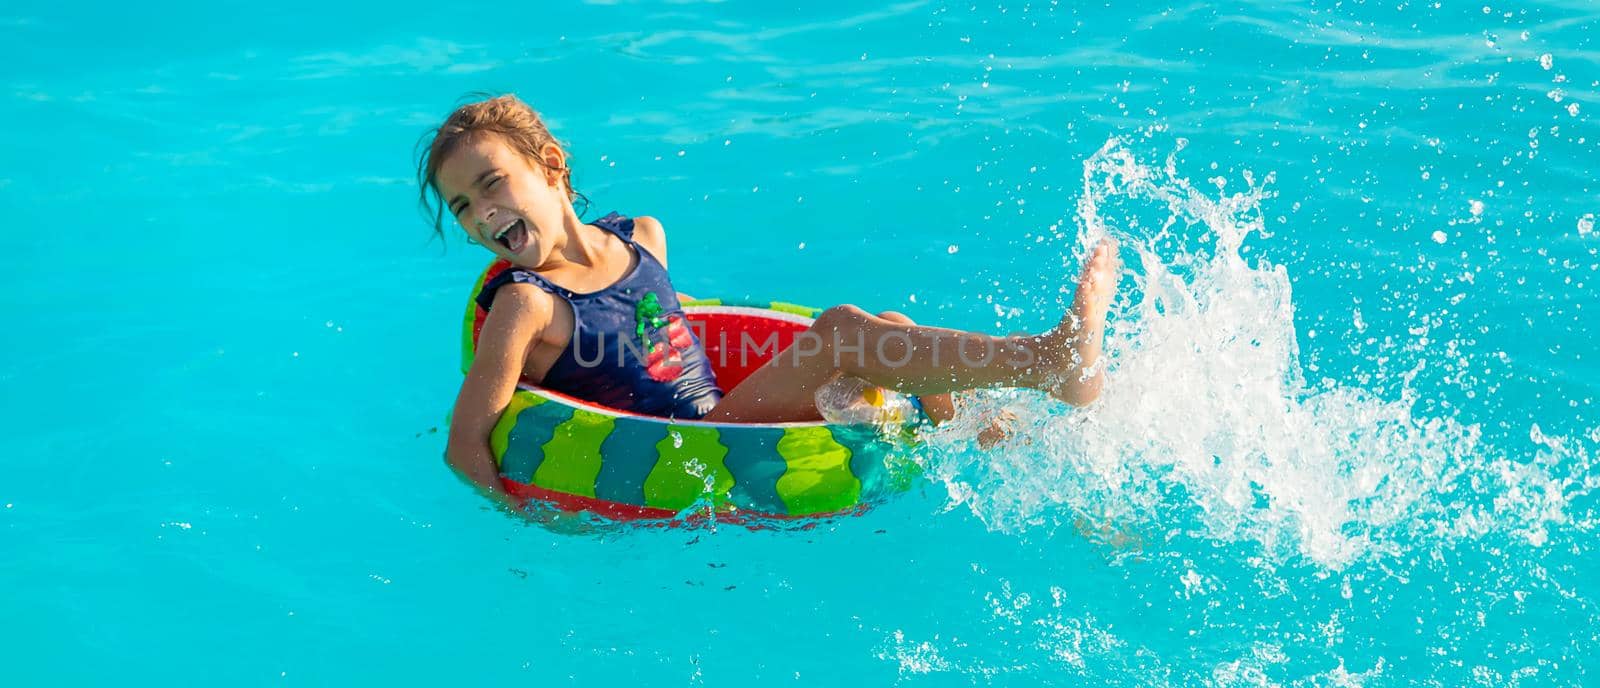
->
459, 260, 925, 521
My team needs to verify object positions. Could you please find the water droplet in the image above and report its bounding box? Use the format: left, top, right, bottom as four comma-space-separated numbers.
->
1540, 53, 1554, 70
1432, 230, 1449, 244
947, 244, 960, 254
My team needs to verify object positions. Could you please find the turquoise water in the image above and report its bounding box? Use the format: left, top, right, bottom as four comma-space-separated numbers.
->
4, 0, 1598, 684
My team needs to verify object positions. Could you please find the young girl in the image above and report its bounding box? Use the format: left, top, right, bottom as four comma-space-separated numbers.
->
419, 95, 1120, 498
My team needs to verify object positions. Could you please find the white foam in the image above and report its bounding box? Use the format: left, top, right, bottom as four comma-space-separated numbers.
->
920, 139, 1594, 569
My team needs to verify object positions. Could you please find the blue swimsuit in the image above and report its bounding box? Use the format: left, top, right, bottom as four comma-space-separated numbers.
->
475, 213, 724, 419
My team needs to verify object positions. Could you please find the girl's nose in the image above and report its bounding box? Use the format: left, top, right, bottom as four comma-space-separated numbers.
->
472, 206, 497, 230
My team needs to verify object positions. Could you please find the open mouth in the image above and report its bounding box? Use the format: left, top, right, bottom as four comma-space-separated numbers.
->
494, 219, 529, 253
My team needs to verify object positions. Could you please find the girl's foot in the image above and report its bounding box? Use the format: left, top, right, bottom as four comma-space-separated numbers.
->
976, 408, 1019, 449
1036, 239, 1121, 405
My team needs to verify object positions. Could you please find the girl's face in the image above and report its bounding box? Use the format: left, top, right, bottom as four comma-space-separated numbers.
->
435, 133, 572, 266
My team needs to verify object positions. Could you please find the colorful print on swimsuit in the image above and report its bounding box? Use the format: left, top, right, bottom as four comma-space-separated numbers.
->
634, 292, 694, 382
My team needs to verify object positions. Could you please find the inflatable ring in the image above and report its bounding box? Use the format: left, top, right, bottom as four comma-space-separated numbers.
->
460, 259, 924, 521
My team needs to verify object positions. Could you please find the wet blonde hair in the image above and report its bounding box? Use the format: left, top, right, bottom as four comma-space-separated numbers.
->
415, 93, 588, 240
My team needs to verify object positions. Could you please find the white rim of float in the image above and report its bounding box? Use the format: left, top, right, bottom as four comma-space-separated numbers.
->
515, 303, 829, 429
681, 303, 819, 326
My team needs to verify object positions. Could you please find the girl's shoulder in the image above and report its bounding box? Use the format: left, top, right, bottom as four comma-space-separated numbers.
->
477, 265, 558, 312
478, 280, 558, 342
628, 215, 668, 266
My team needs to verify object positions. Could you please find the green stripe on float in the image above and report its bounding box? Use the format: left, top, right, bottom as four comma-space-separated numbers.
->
768, 301, 822, 318
680, 297, 724, 307
643, 425, 732, 510
532, 409, 616, 498
498, 398, 575, 483
774, 426, 860, 515
488, 392, 546, 468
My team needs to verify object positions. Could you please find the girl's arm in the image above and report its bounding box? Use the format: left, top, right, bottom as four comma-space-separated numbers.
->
446, 284, 552, 504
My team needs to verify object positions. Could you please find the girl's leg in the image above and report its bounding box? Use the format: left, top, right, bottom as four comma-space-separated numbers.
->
875, 310, 957, 424
703, 240, 1119, 424
712, 310, 956, 424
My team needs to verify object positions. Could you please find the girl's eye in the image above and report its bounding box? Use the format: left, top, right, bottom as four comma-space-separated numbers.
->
485, 176, 502, 189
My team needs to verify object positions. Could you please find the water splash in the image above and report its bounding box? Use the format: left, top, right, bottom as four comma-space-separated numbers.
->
923, 139, 1594, 569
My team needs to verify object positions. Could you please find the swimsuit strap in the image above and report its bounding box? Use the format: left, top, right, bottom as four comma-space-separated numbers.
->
591, 211, 671, 271
590, 212, 635, 242
475, 263, 572, 309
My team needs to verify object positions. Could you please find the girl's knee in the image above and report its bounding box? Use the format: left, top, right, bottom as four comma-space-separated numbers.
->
814, 304, 869, 332
814, 305, 914, 331
803, 305, 873, 371
875, 310, 915, 325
